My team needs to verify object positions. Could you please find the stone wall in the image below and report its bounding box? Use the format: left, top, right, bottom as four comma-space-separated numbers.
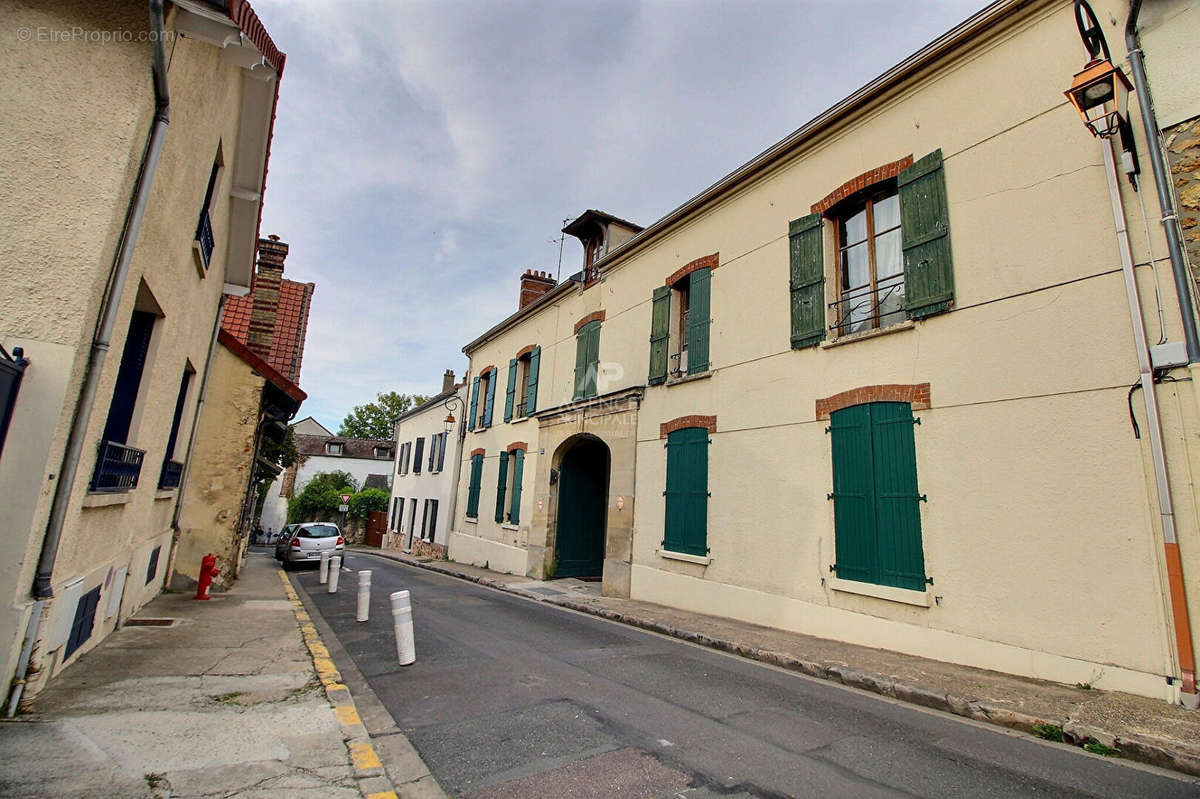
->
1166, 116, 1200, 290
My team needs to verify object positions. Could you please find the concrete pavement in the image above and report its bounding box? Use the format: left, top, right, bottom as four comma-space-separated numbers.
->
0, 550, 433, 798
355, 546, 1200, 779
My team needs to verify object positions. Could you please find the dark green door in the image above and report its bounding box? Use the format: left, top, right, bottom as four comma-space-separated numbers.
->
554, 437, 608, 578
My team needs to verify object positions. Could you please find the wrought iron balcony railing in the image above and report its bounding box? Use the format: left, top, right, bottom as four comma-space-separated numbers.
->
91, 440, 145, 493
195, 208, 214, 270
829, 278, 907, 337
158, 459, 183, 490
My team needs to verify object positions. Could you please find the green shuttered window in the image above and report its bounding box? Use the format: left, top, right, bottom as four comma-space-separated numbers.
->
648, 285, 670, 385
468, 377, 480, 432
509, 449, 524, 525
466, 453, 484, 519
483, 371, 496, 427
504, 359, 518, 423
898, 149, 954, 319
525, 347, 540, 415
663, 427, 709, 556
829, 402, 927, 591
494, 450, 509, 523
789, 213, 825, 348
686, 267, 711, 374
574, 321, 600, 400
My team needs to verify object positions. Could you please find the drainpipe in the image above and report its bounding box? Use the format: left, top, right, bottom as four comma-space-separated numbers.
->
1100, 133, 1198, 706
164, 293, 226, 589
1125, 0, 1200, 363
33, 0, 171, 602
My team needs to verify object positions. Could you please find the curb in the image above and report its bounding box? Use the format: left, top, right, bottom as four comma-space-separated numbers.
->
279, 570, 400, 799
354, 548, 1200, 779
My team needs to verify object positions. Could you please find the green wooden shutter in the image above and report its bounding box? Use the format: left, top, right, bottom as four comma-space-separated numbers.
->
468, 377, 480, 432
586, 323, 600, 398
829, 404, 876, 584
504, 358, 517, 422
525, 347, 540, 415
663, 427, 709, 556
687, 267, 711, 374
899, 149, 954, 319
494, 450, 509, 523
573, 327, 589, 400
509, 449, 524, 525
648, 285, 671, 385
483, 371, 496, 427
466, 454, 483, 518
870, 402, 927, 590
789, 213, 825, 348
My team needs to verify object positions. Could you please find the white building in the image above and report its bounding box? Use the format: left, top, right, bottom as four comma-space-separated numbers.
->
387, 371, 467, 556
259, 428, 394, 533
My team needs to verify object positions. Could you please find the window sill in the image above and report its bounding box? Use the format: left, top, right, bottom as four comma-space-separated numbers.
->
154, 489, 176, 501
819, 320, 914, 349
501, 523, 518, 531
464, 516, 478, 525
83, 492, 132, 508
665, 369, 713, 387
828, 576, 931, 607
508, 415, 530, 425
657, 548, 711, 566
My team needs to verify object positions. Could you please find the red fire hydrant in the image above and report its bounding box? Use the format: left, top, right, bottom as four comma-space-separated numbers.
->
194, 553, 219, 600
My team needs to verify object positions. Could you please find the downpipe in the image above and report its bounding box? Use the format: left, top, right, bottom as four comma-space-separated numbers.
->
1125, 0, 1200, 363
15, 0, 170, 713
1101, 136, 1198, 705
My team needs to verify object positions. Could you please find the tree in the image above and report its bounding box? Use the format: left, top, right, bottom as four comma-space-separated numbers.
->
288, 470, 357, 523
261, 426, 298, 470
348, 488, 390, 520
338, 391, 429, 440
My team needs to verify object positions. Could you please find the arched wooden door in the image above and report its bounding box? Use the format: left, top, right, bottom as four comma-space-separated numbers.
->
553, 436, 609, 578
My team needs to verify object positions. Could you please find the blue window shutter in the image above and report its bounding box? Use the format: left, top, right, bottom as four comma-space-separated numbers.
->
525, 347, 541, 415
494, 450, 509, 523
468, 377, 480, 432
687, 267, 711, 374
663, 427, 709, 556
509, 449, 524, 525
504, 358, 517, 422
483, 371, 496, 427
413, 437, 425, 474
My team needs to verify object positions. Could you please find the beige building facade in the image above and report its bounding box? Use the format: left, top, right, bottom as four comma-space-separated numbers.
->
0, 0, 284, 705
450, 0, 1200, 705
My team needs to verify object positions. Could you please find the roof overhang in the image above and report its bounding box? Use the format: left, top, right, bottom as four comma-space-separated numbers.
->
218, 328, 307, 404
174, 0, 285, 293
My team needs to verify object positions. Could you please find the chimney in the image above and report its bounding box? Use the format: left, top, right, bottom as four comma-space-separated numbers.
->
519, 269, 556, 309
247, 235, 288, 360
442, 369, 455, 394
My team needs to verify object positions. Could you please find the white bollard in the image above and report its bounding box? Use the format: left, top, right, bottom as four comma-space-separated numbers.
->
327, 556, 341, 593
390, 590, 416, 666
356, 570, 371, 622
319, 551, 330, 584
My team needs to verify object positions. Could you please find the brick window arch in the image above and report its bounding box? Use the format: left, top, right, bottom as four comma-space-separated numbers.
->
816, 383, 930, 420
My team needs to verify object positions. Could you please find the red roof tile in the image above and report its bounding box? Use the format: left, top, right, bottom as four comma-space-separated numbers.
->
220, 277, 314, 385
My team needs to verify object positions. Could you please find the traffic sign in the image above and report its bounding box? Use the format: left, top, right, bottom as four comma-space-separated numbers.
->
340, 493, 352, 504
337, 504, 349, 513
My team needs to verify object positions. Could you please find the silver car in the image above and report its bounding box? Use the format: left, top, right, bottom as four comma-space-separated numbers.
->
280, 522, 344, 570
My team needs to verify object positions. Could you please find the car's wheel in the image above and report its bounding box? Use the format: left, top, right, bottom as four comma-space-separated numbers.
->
281, 558, 293, 571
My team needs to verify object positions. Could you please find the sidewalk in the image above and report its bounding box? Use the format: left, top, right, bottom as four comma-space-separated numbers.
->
0, 551, 427, 798
356, 547, 1200, 779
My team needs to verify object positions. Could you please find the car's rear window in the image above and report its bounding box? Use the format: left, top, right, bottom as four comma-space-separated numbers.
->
297, 524, 339, 538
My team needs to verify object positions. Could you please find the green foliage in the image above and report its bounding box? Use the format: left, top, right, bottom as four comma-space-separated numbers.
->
261, 426, 298, 470
1032, 723, 1064, 742
1082, 738, 1120, 757
338, 391, 430, 440
288, 471, 357, 523
348, 488, 390, 520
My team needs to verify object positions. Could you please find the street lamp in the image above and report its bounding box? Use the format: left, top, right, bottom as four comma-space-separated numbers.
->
1064, 0, 1138, 177
442, 395, 464, 436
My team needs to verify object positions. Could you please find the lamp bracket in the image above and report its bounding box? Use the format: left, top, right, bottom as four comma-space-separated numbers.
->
1074, 0, 1110, 63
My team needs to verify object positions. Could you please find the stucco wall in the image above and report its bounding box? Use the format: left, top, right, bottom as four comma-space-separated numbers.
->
0, 1, 273, 696
446, 0, 1200, 700
174, 345, 264, 590
388, 388, 467, 550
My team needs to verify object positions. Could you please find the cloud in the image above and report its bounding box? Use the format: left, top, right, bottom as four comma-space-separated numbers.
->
251, 0, 987, 431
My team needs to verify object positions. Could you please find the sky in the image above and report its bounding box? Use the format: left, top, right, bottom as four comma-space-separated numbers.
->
252, 0, 987, 433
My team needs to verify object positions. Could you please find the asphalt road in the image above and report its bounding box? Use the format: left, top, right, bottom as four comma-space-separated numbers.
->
292, 551, 1200, 799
